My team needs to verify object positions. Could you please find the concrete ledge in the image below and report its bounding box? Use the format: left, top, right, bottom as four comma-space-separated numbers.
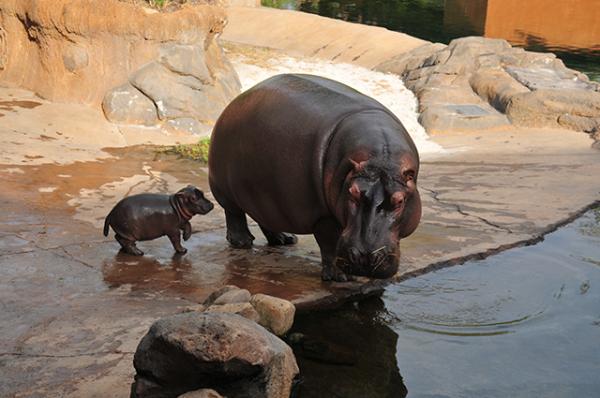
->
222, 6, 426, 69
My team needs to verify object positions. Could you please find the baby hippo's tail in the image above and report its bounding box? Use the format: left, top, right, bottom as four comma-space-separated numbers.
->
103, 213, 111, 237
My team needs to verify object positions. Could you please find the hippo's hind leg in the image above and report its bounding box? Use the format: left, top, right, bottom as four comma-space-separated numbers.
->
115, 234, 144, 256
211, 182, 255, 248
259, 226, 297, 246
314, 218, 353, 282
225, 209, 255, 248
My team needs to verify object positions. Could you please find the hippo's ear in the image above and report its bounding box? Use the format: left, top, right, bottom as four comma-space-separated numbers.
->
398, 189, 421, 238
175, 189, 191, 202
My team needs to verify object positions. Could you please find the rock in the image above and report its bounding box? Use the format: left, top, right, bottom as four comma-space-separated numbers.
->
159, 44, 212, 83
180, 304, 206, 313
250, 294, 296, 336
213, 289, 252, 305
506, 89, 600, 129
165, 118, 210, 136
62, 45, 89, 72
178, 389, 223, 398
129, 41, 240, 126
102, 83, 158, 126
470, 69, 529, 112
419, 104, 511, 133
131, 312, 299, 398
592, 131, 600, 150
130, 62, 214, 122
505, 66, 595, 91
206, 302, 260, 323
380, 35, 600, 134
202, 285, 238, 306
0, 0, 241, 132
558, 114, 600, 134
375, 42, 447, 76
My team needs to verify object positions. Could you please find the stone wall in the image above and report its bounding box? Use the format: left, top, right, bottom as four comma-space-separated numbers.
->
0, 0, 241, 134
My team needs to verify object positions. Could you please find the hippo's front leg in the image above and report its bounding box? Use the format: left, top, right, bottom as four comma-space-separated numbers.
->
182, 221, 192, 241
168, 231, 187, 254
314, 218, 353, 282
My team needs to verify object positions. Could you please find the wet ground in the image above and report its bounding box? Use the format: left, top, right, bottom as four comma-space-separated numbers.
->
289, 207, 600, 398
1, 85, 600, 395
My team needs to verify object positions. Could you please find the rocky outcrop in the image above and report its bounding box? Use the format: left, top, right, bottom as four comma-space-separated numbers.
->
377, 37, 600, 139
0, 0, 240, 135
131, 312, 299, 398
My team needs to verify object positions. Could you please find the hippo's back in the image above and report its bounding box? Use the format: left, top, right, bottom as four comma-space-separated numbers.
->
208, 74, 391, 233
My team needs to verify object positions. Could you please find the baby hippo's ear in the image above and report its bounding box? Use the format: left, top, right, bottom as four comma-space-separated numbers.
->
192, 187, 205, 200
175, 186, 193, 202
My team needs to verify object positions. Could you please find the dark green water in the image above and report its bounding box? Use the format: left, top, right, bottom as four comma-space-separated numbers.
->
264, 0, 600, 81
289, 207, 600, 397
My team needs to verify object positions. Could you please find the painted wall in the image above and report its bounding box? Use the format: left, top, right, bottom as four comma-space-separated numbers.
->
485, 0, 600, 50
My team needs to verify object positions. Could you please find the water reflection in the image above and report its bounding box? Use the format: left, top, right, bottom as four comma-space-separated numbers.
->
289, 298, 408, 398
291, 208, 600, 397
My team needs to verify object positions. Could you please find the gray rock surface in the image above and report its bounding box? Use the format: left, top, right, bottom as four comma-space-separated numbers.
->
102, 83, 158, 126
206, 302, 260, 323
203, 285, 246, 306
211, 288, 252, 305
250, 294, 296, 337
377, 36, 600, 138
102, 34, 241, 136
131, 312, 299, 398
506, 89, 600, 129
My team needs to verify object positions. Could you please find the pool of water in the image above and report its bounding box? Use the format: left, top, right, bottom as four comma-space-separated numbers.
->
264, 0, 600, 81
288, 207, 600, 397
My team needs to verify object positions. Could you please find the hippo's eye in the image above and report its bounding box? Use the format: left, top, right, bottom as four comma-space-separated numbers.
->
391, 191, 406, 208
403, 170, 415, 182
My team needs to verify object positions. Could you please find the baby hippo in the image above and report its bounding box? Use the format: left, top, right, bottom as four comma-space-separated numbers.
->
103, 185, 214, 255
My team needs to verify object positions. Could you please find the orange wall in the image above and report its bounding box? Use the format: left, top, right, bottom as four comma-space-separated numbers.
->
485, 0, 600, 50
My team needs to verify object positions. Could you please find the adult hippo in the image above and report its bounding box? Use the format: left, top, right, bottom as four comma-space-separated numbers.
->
209, 74, 421, 281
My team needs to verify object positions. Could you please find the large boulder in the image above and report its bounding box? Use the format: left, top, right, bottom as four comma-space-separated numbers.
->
376, 36, 600, 138
131, 312, 299, 398
0, 0, 241, 135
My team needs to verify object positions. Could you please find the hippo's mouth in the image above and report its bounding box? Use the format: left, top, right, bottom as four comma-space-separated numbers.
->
335, 251, 398, 279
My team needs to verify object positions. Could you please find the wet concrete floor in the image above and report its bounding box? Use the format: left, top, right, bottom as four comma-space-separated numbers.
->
1, 128, 600, 396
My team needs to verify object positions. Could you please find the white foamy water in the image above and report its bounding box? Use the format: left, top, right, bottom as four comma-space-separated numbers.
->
229, 53, 444, 155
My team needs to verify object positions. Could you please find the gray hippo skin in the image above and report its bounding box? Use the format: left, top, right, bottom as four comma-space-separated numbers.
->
103, 185, 214, 255
209, 74, 421, 281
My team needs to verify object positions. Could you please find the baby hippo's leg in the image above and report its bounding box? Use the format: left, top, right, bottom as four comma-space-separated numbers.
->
115, 234, 144, 256
182, 221, 192, 241
168, 231, 187, 254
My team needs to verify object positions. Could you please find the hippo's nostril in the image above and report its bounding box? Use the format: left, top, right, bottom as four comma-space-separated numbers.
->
348, 247, 360, 265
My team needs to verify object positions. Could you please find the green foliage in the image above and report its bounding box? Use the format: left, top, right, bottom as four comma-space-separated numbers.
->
148, 0, 168, 7
261, 0, 299, 8
159, 138, 211, 163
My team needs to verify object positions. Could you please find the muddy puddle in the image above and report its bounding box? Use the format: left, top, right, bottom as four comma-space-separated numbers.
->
289, 207, 600, 397
0, 146, 383, 307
